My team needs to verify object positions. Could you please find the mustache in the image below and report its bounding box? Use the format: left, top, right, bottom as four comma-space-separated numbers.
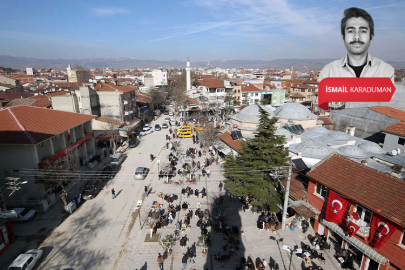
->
349, 41, 365, 45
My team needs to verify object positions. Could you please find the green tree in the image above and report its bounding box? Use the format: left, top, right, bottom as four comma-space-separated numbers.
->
224, 107, 288, 211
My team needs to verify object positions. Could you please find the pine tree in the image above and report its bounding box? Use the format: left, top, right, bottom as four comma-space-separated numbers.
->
224, 106, 288, 211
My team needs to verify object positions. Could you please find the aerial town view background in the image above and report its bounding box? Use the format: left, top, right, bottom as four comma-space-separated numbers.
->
0, 1, 405, 270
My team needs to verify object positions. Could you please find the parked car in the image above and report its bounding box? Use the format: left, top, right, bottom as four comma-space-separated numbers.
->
8, 249, 43, 270
134, 167, 150, 180
110, 152, 125, 166
140, 126, 153, 136
164, 117, 170, 122
144, 124, 150, 128
129, 139, 140, 148
164, 110, 169, 115
162, 123, 168, 129
12, 208, 36, 222
169, 111, 174, 116
100, 165, 118, 180
81, 180, 103, 200
155, 124, 161, 131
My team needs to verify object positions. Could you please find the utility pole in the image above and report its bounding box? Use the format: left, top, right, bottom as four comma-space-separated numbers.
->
281, 165, 292, 230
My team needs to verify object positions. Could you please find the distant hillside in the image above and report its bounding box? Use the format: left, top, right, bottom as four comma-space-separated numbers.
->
1, 55, 405, 71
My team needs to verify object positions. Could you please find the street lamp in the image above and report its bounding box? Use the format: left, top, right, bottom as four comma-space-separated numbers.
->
157, 159, 160, 176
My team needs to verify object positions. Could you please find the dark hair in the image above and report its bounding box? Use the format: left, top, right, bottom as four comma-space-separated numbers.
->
341, 7, 374, 38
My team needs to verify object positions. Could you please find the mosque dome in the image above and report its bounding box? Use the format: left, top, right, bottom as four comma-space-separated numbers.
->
302, 126, 331, 141
328, 131, 353, 140
274, 103, 315, 120
358, 141, 385, 154
293, 139, 335, 159
339, 145, 372, 159
231, 104, 275, 123
275, 128, 293, 141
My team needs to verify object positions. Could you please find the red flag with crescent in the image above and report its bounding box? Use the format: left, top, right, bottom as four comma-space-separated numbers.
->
325, 191, 350, 225
347, 221, 360, 237
369, 215, 396, 249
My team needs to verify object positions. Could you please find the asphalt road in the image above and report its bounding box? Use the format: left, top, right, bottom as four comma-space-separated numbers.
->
35, 115, 170, 270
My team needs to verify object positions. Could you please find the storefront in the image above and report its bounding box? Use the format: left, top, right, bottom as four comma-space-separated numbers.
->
321, 219, 388, 269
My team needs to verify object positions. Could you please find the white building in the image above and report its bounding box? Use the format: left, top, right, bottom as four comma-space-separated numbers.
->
0, 106, 96, 205
152, 68, 168, 86
26, 68, 36, 75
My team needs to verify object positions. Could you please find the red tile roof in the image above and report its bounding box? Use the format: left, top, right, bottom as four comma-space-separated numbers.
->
94, 82, 136, 93
369, 107, 405, 121
318, 117, 334, 125
0, 106, 96, 145
241, 84, 260, 92
198, 78, 225, 88
136, 91, 151, 104
281, 171, 307, 201
308, 153, 405, 227
382, 122, 405, 136
0, 92, 34, 102
290, 92, 306, 98
219, 132, 243, 151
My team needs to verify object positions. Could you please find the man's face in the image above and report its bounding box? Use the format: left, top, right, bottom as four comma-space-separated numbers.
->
343, 17, 372, 56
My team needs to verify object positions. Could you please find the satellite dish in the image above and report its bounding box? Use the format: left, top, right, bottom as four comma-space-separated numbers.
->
392, 150, 398, 156
398, 148, 401, 154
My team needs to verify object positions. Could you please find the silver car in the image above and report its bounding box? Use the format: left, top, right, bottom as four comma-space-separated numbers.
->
8, 249, 43, 270
134, 167, 149, 180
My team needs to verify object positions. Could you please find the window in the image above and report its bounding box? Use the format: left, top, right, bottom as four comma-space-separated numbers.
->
355, 205, 372, 226
398, 137, 405, 146
315, 183, 327, 198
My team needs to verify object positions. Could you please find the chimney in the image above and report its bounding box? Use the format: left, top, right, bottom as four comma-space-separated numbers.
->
345, 126, 355, 136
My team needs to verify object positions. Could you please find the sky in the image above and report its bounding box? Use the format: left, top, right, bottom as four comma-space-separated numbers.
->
1, 0, 405, 61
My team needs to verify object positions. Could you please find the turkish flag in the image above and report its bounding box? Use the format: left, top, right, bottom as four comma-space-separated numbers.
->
347, 221, 360, 237
67, 130, 71, 141
369, 215, 396, 249
325, 191, 350, 225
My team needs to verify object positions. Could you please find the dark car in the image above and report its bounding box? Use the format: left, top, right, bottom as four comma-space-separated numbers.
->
164, 110, 169, 115
82, 180, 102, 200
155, 124, 161, 131
100, 165, 118, 180
129, 139, 140, 148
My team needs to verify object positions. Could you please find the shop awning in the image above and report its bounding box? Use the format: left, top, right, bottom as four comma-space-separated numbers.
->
321, 219, 388, 265
290, 200, 320, 219
96, 134, 112, 140
214, 141, 233, 155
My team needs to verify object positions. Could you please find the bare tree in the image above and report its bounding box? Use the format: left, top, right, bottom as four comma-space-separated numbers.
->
150, 88, 166, 110
170, 69, 187, 112
199, 123, 218, 147
38, 151, 81, 208
103, 118, 122, 155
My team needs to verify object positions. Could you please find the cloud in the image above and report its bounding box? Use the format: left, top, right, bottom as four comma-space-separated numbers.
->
91, 7, 128, 16
366, 3, 405, 10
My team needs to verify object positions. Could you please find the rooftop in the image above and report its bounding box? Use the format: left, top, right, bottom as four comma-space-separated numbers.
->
0, 106, 95, 145
369, 106, 405, 121
308, 153, 405, 228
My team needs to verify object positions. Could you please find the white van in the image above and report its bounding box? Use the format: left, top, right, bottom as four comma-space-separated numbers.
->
110, 152, 124, 166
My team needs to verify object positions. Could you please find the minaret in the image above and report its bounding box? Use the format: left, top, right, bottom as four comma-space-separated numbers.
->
186, 57, 191, 91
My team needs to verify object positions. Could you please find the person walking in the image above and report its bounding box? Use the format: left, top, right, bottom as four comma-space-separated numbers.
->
111, 188, 116, 199
182, 253, 188, 269
207, 169, 211, 178
219, 181, 223, 192
157, 253, 164, 270
144, 186, 148, 197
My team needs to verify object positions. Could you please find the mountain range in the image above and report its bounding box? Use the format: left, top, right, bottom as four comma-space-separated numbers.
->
1, 55, 405, 71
